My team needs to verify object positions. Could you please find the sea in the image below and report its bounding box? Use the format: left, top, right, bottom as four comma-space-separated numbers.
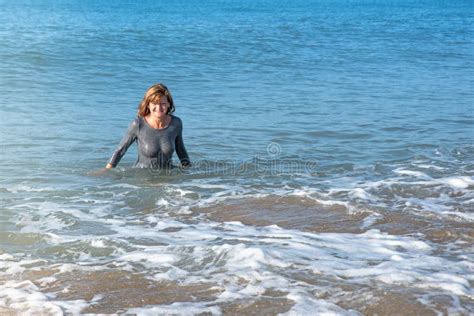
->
0, 0, 473, 314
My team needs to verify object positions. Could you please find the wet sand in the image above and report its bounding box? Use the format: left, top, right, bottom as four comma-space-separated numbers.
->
192, 195, 474, 245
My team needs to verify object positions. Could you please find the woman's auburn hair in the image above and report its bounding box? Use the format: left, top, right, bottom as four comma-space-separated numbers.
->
137, 83, 175, 117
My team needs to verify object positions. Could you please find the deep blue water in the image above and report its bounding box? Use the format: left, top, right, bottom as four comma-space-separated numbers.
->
1, 0, 472, 168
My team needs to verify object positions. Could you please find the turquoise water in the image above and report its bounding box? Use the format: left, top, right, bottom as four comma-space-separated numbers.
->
1, 0, 473, 314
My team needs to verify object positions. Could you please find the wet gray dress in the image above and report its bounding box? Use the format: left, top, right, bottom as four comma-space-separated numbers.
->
108, 115, 190, 169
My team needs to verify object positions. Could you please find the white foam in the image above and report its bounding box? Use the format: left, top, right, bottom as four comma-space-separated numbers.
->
0, 280, 63, 315
239, 284, 266, 296
37, 277, 57, 286
2, 167, 472, 314
281, 290, 360, 315
394, 168, 431, 179
440, 176, 473, 189
102, 217, 469, 311
318, 172, 473, 225
118, 250, 177, 266
153, 266, 189, 281
227, 245, 278, 269
52, 263, 102, 274
0, 280, 90, 315
405, 196, 474, 221
0, 215, 470, 314
5, 184, 55, 193
90, 239, 106, 248
0, 254, 14, 261
0, 256, 46, 276
51, 299, 90, 315
415, 164, 446, 171
156, 198, 169, 206
348, 188, 374, 200
6, 264, 26, 275
91, 294, 104, 302
146, 215, 158, 224
126, 302, 221, 315
361, 213, 382, 229
99, 183, 141, 190
377, 273, 416, 284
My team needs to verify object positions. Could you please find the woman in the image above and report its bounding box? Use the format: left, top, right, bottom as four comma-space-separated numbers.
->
106, 83, 191, 170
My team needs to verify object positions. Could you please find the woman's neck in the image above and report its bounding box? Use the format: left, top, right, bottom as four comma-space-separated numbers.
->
145, 115, 170, 129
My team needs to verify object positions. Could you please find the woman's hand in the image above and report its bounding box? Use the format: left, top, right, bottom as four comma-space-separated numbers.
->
180, 162, 191, 169
88, 164, 113, 176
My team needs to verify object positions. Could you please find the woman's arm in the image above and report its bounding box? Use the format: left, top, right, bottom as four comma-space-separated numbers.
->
107, 118, 139, 168
175, 118, 191, 168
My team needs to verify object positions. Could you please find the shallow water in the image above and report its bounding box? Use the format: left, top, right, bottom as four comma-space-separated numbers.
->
1, 0, 473, 314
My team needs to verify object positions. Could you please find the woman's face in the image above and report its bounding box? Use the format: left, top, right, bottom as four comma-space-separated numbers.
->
148, 96, 170, 118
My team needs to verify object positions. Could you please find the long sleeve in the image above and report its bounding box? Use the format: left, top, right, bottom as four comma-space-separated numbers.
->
175, 118, 191, 167
108, 118, 139, 167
